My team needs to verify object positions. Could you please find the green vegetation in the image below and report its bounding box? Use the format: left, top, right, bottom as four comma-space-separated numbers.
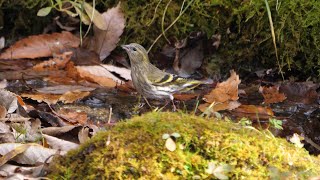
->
48, 112, 320, 179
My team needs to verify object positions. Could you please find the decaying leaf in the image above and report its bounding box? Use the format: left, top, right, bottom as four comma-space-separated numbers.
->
86, 3, 125, 60
42, 134, 79, 151
33, 51, 73, 71
41, 125, 76, 136
198, 101, 241, 113
233, 105, 274, 117
199, 70, 241, 113
78, 127, 90, 144
0, 164, 45, 179
21, 91, 91, 105
0, 144, 31, 166
76, 65, 123, 87
0, 89, 18, 114
203, 70, 240, 103
0, 105, 6, 118
279, 82, 319, 104
36, 85, 95, 94
0, 31, 80, 59
0, 143, 63, 164
259, 85, 287, 104
56, 108, 87, 125
174, 32, 205, 77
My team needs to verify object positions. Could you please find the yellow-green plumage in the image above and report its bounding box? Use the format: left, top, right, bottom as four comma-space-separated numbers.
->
122, 43, 204, 103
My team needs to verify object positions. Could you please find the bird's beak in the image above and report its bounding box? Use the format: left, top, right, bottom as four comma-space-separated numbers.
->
121, 45, 130, 51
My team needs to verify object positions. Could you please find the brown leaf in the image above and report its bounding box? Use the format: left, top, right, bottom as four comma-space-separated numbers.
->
33, 51, 73, 71
259, 85, 287, 104
56, 108, 87, 125
279, 82, 319, 104
203, 70, 240, 103
0, 105, 6, 118
86, 3, 125, 60
21, 91, 91, 105
198, 101, 241, 113
76, 66, 121, 88
233, 105, 274, 116
173, 93, 198, 101
0, 31, 80, 59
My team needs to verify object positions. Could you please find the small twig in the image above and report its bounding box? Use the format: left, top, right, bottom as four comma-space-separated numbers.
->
161, 0, 173, 44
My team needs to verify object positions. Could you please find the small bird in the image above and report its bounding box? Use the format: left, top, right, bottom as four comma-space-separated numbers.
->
121, 43, 205, 110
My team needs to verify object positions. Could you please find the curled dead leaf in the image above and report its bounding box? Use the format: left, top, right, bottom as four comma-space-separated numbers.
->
0, 31, 80, 59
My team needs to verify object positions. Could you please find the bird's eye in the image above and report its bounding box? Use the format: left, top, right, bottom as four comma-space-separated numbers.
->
132, 47, 137, 51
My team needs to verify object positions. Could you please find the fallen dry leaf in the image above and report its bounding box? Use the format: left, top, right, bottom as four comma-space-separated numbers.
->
259, 85, 287, 104
0, 31, 80, 59
41, 125, 76, 136
78, 127, 90, 144
0, 164, 44, 179
56, 108, 87, 125
279, 82, 319, 104
0, 105, 6, 118
173, 93, 198, 101
33, 51, 73, 71
0, 143, 64, 164
42, 134, 79, 151
100, 64, 131, 81
174, 32, 205, 77
203, 70, 240, 103
21, 91, 91, 105
0, 89, 18, 113
199, 70, 241, 113
36, 85, 95, 94
198, 101, 241, 113
86, 3, 125, 60
76, 65, 122, 87
0, 144, 31, 166
233, 105, 274, 117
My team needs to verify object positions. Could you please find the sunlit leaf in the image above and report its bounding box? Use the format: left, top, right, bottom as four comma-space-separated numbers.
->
56, 0, 62, 9
63, 9, 78, 17
83, 2, 108, 30
74, 6, 91, 25
37, 7, 52, 17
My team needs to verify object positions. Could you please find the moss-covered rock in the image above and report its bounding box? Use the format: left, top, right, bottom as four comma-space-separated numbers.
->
48, 112, 320, 179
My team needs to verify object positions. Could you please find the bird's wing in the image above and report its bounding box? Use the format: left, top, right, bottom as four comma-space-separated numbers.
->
146, 64, 203, 92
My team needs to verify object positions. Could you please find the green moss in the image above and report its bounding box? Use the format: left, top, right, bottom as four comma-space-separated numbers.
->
98, 0, 320, 77
48, 112, 320, 179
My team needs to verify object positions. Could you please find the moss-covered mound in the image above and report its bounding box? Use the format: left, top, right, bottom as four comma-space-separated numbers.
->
48, 112, 320, 179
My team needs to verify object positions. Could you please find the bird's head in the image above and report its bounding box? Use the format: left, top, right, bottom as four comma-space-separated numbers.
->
121, 43, 149, 65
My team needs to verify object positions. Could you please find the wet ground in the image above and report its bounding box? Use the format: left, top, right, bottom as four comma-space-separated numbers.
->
5, 79, 320, 155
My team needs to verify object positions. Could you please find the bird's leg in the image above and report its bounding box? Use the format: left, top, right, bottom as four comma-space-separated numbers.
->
170, 95, 177, 111
143, 96, 153, 109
